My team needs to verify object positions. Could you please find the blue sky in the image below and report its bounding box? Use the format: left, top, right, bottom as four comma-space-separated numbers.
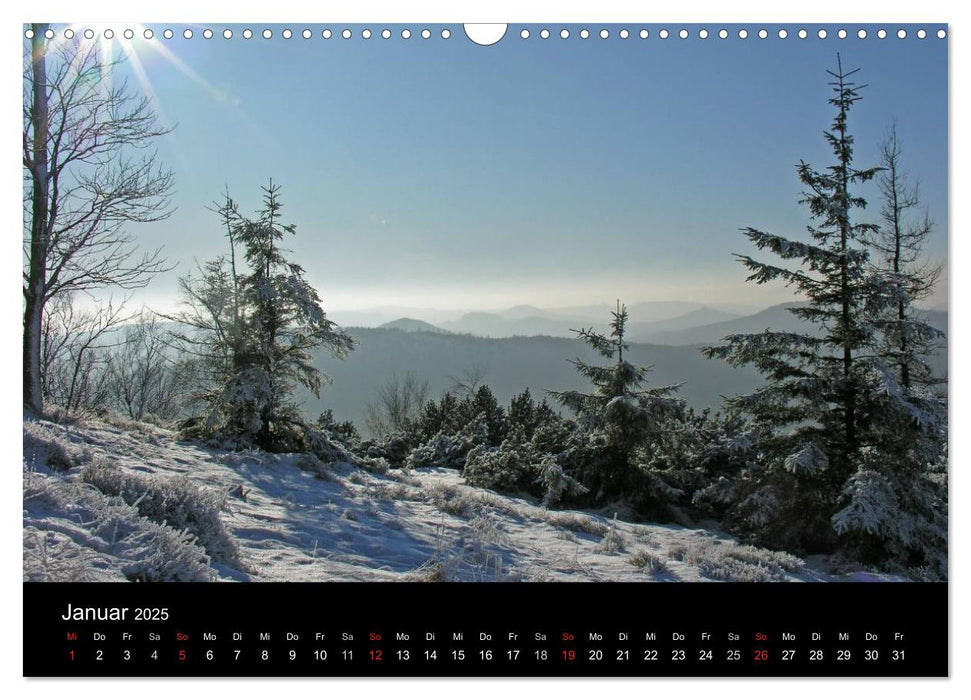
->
82, 23, 947, 311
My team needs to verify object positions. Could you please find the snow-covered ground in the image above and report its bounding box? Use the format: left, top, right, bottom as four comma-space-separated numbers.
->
22, 415, 903, 584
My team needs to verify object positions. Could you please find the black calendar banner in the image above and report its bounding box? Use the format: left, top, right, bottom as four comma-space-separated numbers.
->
24, 582, 947, 677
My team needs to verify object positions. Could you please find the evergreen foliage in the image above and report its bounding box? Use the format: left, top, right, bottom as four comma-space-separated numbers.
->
834, 127, 947, 576
703, 59, 947, 574
172, 183, 354, 452
407, 413, 489, 470
507, 388, 558, 440
551, 301, 684, 505
315, 410, 360, 447
416, 392, 464, 442
457, 385, 507, 446
463, 427, 535, 494
536, 453, 589, 507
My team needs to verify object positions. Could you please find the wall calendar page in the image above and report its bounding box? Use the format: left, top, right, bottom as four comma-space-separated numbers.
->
20, 14, 950, 682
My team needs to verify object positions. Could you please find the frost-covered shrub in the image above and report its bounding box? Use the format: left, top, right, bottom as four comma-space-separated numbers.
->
81, 461, 243, 569
300, 423, 358, 464
543, 512, 609, 537
315, 409, 360, 448
469, 512, 506, 554
463, 429, 585, 506
23, 527, 109, 582
24, 468, 215, 582
666, 539, 802, 582
118, 525, 218, 582
723, 542, 803, 574
408, 433, 464, 469
295, 453, 325, 473
404, 560, 451, 582
23, 421, 90, 472
628, 549, 670, 576
368, 481, 411, 501
425, 483, 475, 518
27, 434, 75, 471
594, 516, 627, 554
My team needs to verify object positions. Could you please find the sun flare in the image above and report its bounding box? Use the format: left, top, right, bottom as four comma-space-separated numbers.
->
29, 23, 234, 125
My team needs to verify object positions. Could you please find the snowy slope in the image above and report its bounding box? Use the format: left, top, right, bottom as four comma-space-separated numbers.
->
23, 416, 902, 584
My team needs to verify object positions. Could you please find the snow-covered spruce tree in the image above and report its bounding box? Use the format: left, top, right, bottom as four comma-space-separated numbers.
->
174, 183, 354, 451
166, 192, 250, 424
688, 411, 761, 520
551, 300, 684, 508
832, 127, 947, 576
703, 59, 946, 573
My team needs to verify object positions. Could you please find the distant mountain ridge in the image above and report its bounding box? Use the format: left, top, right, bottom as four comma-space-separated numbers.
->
650, 303, 947, 347
437, 302, 754, 339
440, 312, 578, 338
378, 318, 451, 334
547, 301, 756, 324
329, 301, 947, 346
649, 302, 813, 345
626, 307, 741, 342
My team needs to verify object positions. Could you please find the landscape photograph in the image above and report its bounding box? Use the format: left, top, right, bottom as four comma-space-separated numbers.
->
22, 23, 948, 584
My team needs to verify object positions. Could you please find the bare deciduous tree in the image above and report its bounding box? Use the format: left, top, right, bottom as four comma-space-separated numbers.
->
107, 314, 193, 422
447, 364, 488, 399
41, 293, 131, 414
870, 125, 944, 389
23, 24, 174, 413
364, 371, 430, 437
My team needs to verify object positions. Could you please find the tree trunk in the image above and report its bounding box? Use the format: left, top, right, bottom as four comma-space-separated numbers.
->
24, 24, 50, 414
835, 65, 857, 474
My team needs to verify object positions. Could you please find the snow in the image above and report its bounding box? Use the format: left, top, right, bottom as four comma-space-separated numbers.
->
23, 415, 898, 583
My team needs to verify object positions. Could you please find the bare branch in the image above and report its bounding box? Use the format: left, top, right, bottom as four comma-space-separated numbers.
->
23, 30, 176, 412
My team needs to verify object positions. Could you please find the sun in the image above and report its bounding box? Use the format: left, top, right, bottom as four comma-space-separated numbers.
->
30, 23, 233, 125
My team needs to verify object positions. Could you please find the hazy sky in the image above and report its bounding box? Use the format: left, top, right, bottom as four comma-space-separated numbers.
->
66, 23, 948, 312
